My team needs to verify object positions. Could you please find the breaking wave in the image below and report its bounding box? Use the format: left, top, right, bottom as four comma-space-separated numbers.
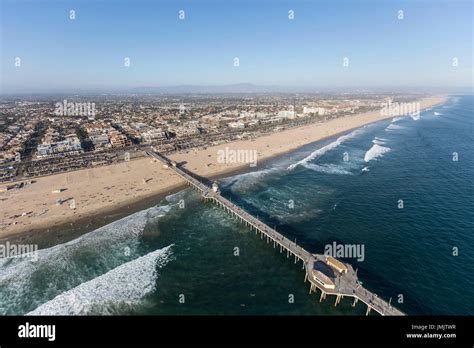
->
303, 163, 353, 175
385, 123, 404, 131
287, 127, 365, 170
27, 245, 174, 315
392, 116, 405, 123
0, 204, 171, 315
372, 137, 388, 145
223, 168, 278, 192
364, 144, 391, 162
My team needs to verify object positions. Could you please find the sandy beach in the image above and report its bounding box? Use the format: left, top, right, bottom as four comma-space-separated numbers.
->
0, 95, 447, 241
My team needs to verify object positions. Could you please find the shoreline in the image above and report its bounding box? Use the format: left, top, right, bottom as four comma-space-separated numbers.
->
0, 161, 265, 247
0, 95, 448, 245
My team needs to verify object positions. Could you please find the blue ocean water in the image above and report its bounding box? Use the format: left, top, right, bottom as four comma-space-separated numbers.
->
1, 95, 472, 315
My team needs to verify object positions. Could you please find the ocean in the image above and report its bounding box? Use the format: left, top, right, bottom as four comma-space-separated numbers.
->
1, 95, 472, 315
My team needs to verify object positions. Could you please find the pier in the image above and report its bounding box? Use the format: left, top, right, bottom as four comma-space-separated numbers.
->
146, 149, 405, 316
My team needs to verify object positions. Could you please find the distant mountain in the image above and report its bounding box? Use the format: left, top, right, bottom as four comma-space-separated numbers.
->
132, 83, 307, 94
131, 84, 471, 95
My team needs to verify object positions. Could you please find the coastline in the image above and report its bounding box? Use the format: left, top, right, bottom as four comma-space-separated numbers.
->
0, 95, 448, 244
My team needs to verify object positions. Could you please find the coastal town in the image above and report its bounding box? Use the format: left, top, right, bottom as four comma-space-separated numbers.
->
0, 92, 444, 237
0, 0, 471, 343
0, 93, 420, 183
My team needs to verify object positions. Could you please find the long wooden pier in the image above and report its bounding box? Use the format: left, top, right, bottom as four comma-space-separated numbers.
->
146, 149, 404, 316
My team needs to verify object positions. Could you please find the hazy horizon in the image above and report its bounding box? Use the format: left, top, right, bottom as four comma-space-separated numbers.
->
1, 0, 472, 94
0, 83, 472, 97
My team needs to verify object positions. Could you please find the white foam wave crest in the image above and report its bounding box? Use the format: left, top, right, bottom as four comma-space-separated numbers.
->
392, 116, 405, 123
223, 168, 277, 192
303, 163, 353, 175
410, 112, 420, 121
165, 189, 187, 202
364, 144, 391, 162
0, 204, 171, 314
361, 166, 370, 172
27, 245, 173, 315
287, 128, 365, 170
385, 123, 404, 131
372, 137, 387, 145
434, 112, 442, 116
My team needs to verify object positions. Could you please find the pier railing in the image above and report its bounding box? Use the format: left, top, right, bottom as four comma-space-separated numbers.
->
146, 149, 404, 316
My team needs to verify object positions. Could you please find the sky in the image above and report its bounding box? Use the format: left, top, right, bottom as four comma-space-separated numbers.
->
0, 0, 472, 93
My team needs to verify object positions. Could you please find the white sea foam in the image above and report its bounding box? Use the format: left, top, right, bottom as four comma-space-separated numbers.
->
27, 245, 173, 315
372, 137, 387, 145
434, 112, 442, 116
410, 112, 420, 121
361, 166, 370, 172
0, 204, 171, 315
303, 163, 352, 175
364, 144, 391, 162
224, 168, 277, 192
165, 189, 187, 202
392, 116, 405, 123
385, 123, 404, 131
287, 127, 365, 170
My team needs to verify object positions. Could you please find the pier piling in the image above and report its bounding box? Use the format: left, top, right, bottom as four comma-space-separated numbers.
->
146, 149, 405, 317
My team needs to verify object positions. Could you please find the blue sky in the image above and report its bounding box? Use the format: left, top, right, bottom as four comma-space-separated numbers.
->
1, 0, 472, 93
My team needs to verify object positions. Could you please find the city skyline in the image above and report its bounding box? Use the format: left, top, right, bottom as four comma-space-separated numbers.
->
1, 0, 473, 94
